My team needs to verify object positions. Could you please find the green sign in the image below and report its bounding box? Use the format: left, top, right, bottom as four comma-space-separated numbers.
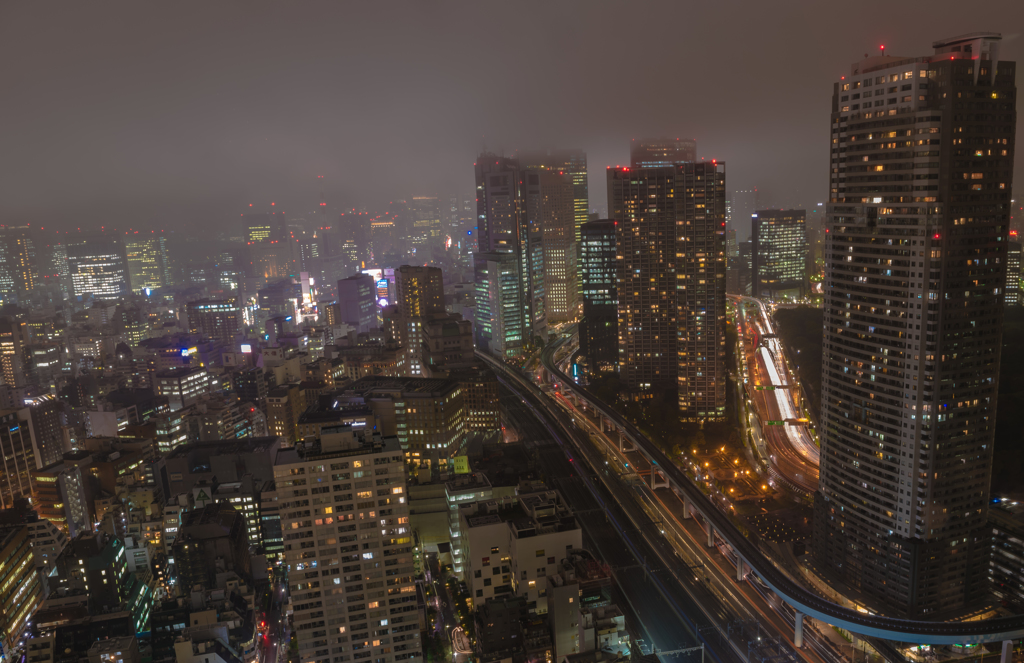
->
766, 421, 784, 426
453, 456, 470, 474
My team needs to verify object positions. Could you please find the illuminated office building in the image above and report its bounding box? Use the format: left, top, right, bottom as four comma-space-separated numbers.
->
475, 154, 547, 347
579, 219, 617, 369
67, 235, 130, 301
1006, 241, 1021, 306
125, 236, 171, 292
814, 32, 1017, 617
408, 196, 442, 242
520, 149, 589, 245
751, 209, 808, 299
534, 170, 577, 322
473, 251, 522, 358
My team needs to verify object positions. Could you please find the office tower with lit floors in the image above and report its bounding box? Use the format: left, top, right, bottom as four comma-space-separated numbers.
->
579, 219, 617, 370
813, 33, 1016, 618
67, 235, 131, 300
125, 235, 171, 292
519, 149, 589, 246
1006, 240, 1021, 306
675, 162, 727, 421
274, 428, 420, 663
475, 154, 546, 349
533, 170, 577, 322
751, 209, 808, 299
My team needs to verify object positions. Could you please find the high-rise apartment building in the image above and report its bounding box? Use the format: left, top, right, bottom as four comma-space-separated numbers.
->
186, 298, 242, 342
608, 167, 679, 391
579, 220, 617, 370
338, 274, 378, 333
274, 428, 420, 663
1006, 241, 1021, 306
813, 32, 1016, 618
244, 212, 287, 243
751, 209, 808, 299
475, 154, 546, 347
609, 161, 727, 417
67, 235, 130, 301
629, 138, 696, 167
125, 236, 171, 292
675, 163, 727, 421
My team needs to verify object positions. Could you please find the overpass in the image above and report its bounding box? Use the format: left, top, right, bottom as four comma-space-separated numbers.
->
492, 339, 1024, 650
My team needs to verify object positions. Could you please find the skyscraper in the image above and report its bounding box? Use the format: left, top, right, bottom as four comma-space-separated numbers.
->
475, 154, 546, 348
519, 149, 589, 245
813, 32, 1016, 617
395, 265, 444, 318
629, 138, 696, 167
394, 265, 445, 376
125, 235, 171, 292
609, 166, 679, 391
67, 235, 130, 301
473, 252, 522, 358
408, 196, 442, 242
579, 219, 617, 370
675, 162, 727, 422
609, 160, 727, 416
338, 273, 378, 333
750, 209, 808, 300
0, 228, 38, 301
534, 170, 577, 322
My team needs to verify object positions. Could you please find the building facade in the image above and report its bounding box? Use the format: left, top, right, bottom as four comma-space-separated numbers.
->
274, 430, 420, 663
579, 220, 617, 370
751, 209, 808, 299
813, 32, 1017, 618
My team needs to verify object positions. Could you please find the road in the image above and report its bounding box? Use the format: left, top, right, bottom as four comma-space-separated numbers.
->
261, 568, 291, 663
426, 554, 470, 662
501, 386, 720, 663
733, 296, 820, 493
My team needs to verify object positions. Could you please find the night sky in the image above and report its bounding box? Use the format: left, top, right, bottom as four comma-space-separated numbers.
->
2, 1, 1021, 236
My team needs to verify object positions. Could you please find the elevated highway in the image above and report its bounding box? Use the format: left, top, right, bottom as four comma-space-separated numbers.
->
519, 339, 1024, 649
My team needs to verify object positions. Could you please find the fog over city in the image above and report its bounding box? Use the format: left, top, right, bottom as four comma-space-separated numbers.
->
2, 1, 1021, 236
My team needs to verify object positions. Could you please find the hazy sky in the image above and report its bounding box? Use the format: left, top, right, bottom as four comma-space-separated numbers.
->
1, 1, 1021, 237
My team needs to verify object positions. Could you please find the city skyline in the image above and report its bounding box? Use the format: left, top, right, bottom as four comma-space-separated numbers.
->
0, 8, 1021, 663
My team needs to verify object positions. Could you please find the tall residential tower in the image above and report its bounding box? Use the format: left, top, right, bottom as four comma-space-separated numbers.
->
813, 33, 1016, 617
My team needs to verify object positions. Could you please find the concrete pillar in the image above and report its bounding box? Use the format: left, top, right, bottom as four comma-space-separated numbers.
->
706, 525, 715, 548
794, 612, 804, 649
736, 557, 745, 581
1001, 640, 1013, 663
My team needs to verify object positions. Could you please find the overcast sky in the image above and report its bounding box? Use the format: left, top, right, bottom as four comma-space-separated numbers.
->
1, 1, 1021, 237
